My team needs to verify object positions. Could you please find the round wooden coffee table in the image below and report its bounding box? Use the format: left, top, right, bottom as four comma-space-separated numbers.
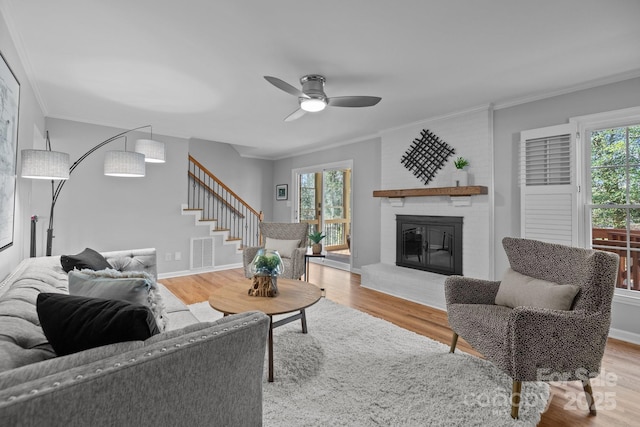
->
208, 278, 322, 382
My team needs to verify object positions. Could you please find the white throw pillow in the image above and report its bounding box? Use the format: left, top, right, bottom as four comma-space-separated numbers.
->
495, 268, 580, 311
264, 238, 301, 259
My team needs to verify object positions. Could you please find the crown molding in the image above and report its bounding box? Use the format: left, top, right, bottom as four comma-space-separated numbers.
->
493, 69, 640, 111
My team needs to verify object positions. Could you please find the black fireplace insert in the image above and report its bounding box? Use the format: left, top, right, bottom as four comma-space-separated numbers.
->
396, 215, 462, 275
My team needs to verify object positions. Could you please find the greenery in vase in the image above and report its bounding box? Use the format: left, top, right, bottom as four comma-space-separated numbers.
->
309, 231, 326, 244
453, 157, 470, 169
254, 254, 281, 274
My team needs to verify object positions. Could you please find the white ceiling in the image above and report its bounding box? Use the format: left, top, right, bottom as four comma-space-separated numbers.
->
2, 0, 640, 159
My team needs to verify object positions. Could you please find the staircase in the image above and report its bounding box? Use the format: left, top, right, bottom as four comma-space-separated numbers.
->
183, 154, 263, 270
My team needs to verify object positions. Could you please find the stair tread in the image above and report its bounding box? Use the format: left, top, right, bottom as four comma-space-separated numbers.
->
199, 218, 218, 222
227, 237, 242, 241
183, 208, 203, 211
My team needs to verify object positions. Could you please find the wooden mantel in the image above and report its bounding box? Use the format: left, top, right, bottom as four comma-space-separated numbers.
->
373, 186, 488, 198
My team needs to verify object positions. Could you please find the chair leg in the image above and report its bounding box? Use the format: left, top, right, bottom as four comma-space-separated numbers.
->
582, 378, 597, 415
511, 380, 522, 419
449, 332, 458, 353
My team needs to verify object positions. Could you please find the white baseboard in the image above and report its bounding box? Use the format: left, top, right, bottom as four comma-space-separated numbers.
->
158, 270, 193, 279
360, 284, 446, 312
608, 328, 640, 345
158, 263, 243, 280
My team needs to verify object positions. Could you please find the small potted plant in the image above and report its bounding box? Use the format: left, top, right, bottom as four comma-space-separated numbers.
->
452, 157, 469, 187
309, 231, 326, 255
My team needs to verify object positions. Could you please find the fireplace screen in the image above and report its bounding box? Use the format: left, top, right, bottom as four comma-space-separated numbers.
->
396, 215, 462, 275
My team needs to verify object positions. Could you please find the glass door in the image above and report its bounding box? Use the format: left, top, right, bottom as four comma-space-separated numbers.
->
294, 162, 352, 267
299, 171, 321, 234
322, 169, 351, 253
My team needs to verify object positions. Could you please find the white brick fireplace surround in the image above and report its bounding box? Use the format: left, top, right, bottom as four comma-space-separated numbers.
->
362, 107, 494, 309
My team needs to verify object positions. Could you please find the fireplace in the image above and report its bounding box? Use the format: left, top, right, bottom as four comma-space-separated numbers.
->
396, 215, 462, 275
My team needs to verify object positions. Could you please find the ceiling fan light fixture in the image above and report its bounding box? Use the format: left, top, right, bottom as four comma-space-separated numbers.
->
300, 97, 327, 112
265, 74, 381, 121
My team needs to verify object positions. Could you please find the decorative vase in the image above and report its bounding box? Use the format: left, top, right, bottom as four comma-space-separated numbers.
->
312, 243, 322, 254
248, 249, 283, 297
451, 170, 468, 187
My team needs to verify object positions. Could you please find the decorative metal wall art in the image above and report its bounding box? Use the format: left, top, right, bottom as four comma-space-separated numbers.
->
401, 129, 455, 185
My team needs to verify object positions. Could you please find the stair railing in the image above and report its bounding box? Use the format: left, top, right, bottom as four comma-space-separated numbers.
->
188, 154, 263, 248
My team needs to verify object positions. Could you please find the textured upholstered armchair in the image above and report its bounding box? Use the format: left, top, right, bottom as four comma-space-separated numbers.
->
445, 237, 619, 419
243, 222, 309, 280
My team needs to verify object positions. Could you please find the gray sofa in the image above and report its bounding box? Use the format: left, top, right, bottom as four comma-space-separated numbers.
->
0, 248, 269, 427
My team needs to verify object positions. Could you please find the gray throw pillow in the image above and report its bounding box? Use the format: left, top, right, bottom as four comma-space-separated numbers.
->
495, 268, 580, 311
69, 271, 152, 306
68, 269, 167, 331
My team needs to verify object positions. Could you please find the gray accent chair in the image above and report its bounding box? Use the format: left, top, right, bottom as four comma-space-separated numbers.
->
445, 237, 619, 419
243, 222, 309, 280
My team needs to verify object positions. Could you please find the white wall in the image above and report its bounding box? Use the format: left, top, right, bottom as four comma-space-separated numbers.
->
379, 108, 493, 280
272, 137, 382, 270
0, 10, 46, 282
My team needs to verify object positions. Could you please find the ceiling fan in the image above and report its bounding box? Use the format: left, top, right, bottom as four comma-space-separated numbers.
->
264, 74, 382, 122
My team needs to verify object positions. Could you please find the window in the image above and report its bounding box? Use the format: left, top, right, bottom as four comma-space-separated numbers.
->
299, 173, 317, 223
323, 170, 345, 220
322, 169, 350, 248
589, 124, 640, 291
293, 162, 352, 255
521, 107, 640, 296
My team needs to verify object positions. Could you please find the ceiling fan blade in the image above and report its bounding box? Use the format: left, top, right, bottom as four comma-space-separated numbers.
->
284, 108, 306, 122
264, 76, 304, 97
327, 96, 382, 108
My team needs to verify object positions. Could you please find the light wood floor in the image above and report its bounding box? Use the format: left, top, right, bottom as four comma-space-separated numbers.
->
160, 264, 640, 427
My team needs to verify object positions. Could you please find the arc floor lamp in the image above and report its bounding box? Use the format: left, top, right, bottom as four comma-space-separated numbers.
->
20, 125, 165, 256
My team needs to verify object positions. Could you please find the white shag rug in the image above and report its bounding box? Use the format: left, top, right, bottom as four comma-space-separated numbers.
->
188, 299, 549, 426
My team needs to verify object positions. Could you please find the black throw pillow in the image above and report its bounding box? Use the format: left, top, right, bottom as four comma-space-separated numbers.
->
60, 247, 112, 273
36, 293, 160, 356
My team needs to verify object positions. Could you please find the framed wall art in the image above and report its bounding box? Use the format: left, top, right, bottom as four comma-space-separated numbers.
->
0, 51, 20, 252
276, 184, 288, 201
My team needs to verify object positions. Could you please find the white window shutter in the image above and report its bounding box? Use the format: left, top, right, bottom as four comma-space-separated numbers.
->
520, 123, 578, 246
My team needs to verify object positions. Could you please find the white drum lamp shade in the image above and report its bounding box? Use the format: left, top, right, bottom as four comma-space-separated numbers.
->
135, 139, 165, 163
104, 151, 146, 177
21, 149, 70, 180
